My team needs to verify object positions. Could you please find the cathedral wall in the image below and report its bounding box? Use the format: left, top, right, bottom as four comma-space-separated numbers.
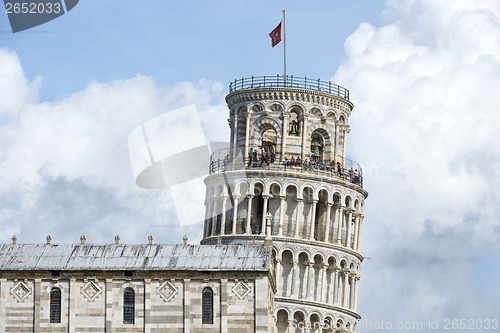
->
0, 272, 273, 333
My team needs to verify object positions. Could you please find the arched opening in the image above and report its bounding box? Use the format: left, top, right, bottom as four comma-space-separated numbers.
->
269, 183, 281, 235
310, 132, 325, 162
276, 309, 289, 333
50, 288, 61, 323
123, 288, 135, 324
281, 250, 293, 297
261, 128, 277, 163
293, 311, 305, 333
323, 316, 334, 333
302, 187, 314, 238
238, 182, 249, 234
202, 287, 214, 324
327, 257, 336, 304
251, 183, 265, 234
332, 193, 342, 243
310, 313, 321, 333
214, 186, 224, 235
285, 185, 298, 236
289, 111, 300, 136
315, 189, 329, 241
313, 254, 324, 301
298, 252, 309, 299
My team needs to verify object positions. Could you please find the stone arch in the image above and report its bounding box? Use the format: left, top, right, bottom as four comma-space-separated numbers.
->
312, 254, 324, 301
268, 101, 285, 113
297, 251, 310, 299
250, 102, 264, 113
338, 114, 346, 125
253, 115, 282, 135
293, 310, 306, 333
309, 312, 321, 333
323, 316, 335, 333
280, 249, 294, 297
309, 106, 324, 117
315, 188, 330, 241
288, 103, 305, 116
326, 109, 338, 120
308, 125, 334, 163
268, 182, 282, 235
276, 309, 289, 333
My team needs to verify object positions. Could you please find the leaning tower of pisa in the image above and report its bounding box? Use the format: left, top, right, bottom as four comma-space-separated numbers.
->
201, 75, 368, 332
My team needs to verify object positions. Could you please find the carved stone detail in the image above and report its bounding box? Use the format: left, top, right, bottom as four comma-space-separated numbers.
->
232, 281, 251, 299
158, 281, 178, 302
11, 282, 31, 302
82, 281, 102, 302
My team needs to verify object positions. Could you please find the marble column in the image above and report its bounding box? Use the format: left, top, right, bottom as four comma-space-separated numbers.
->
232, 114, 238, 159
305, 261, 314, 300
353, 276, 360, 311
245, 194, 254, 235
220, 196, 227, 235
346, 210, 353, 248
342, 272, 349, 308
349, 275, 355, 310
290, 261, 299, 298
294, 199, 303, 238
261, 195, 269, 235
244, 111, 251, 164
356, 216, 364, 251
353, 214, 360, 250
275, 259, 282, 296
336, 206, 343, 244
281, 111, 289, 161
278, 196, 286, 236
324, 203, 332, 242
309, 200, 318, 240
300, 114, 309, 160
334, 121, 340, 161
333, 268, 339, 305
231, 194, 240, 235
320, 264, 328, 303
211, 198, 218, 236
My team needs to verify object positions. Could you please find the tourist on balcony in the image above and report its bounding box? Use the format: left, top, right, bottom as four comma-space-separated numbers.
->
349, 167, 354, 180
259, 149, 269, 167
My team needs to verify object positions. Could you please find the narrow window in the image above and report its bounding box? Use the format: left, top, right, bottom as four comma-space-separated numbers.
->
202, 287, 213, 324
50, 288, 61, 323
123, 288, 135, 324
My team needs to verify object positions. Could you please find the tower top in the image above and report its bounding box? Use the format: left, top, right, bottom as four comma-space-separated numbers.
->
228, 75, 350, 100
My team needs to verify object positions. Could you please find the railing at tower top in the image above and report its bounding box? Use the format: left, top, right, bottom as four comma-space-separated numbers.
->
209, 147, 363, 188
228, 75, 350, 100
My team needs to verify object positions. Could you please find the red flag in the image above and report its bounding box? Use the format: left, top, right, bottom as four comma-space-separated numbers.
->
269, 22, 282, 47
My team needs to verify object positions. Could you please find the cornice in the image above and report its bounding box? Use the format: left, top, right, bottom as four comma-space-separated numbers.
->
226, 87, 353, 115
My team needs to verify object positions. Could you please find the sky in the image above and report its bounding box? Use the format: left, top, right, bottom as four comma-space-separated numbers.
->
1, 0, 500, 332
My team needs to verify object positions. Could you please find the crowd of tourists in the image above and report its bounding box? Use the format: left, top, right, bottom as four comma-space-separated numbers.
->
245, 148, 362, 185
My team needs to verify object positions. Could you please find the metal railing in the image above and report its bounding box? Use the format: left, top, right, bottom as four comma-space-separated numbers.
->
209, 148, 363, 188
228, 75, 350, 100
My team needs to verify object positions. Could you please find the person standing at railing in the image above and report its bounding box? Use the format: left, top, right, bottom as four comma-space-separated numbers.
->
259, 148, 269, 167
248, 148, 253, 167
337, 162, 342, 177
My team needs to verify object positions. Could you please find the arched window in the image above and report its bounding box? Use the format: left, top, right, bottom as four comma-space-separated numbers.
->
50, 288, 61, 323
202, 287, 213, 324
123, 288, 135, 324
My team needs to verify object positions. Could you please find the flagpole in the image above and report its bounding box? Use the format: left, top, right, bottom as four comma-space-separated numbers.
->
283, 10, 286, 84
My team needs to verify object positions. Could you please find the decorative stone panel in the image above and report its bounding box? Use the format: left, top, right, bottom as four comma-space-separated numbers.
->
10, 281, 31, 302
232, 281, 251, 299
82, 281, 102, 302
158, 281, 178, 302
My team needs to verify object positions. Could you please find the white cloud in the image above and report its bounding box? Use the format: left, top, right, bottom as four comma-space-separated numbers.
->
335, 0, 500, 330
0, 49, 228, 245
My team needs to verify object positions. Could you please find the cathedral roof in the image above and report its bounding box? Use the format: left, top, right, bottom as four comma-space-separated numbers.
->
0, 244, 271, 272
